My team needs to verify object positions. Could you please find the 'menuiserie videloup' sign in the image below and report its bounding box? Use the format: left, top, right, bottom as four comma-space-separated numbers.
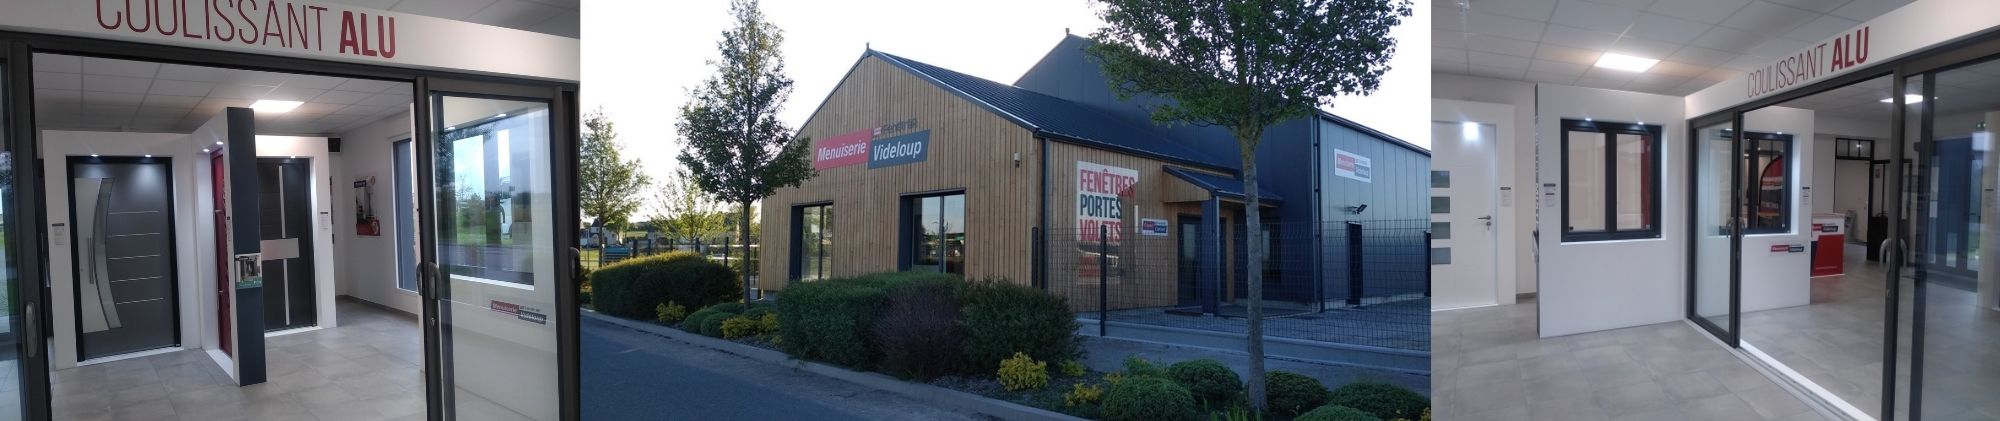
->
813, 119, 931, 170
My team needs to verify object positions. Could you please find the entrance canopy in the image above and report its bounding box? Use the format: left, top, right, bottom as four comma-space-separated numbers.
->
1163, 166, 1283, 206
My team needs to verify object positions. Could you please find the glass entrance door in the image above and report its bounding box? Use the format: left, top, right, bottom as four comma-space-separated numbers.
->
416, 78, 578, 421
3, 42, 54, 421
1690, 118, 1741, 345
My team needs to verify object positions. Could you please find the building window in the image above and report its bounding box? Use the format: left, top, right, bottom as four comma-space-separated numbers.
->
904, 193, 965, 275
1835, 137, 1874, 159
1560, 119, 1661, 242
394, 139, 418, 293
1745, 132, 1793, 234
793, 203, 833, 282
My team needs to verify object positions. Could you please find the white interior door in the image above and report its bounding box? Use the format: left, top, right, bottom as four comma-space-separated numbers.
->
1431, 120, 1500, 310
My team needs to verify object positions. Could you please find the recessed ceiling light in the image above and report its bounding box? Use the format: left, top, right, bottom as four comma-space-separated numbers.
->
251, 100, 304, 113
446, 126, 456, 130
1880, 94, 1926, 104
215, 141, 223, 146
1462, 121, 1480, 141
1594, 53, 1659, 72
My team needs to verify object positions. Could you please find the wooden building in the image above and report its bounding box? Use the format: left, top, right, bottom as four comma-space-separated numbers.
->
757, 36, 1430, 314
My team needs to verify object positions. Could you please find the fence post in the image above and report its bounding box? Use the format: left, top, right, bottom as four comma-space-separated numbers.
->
1098, 224, 1108, 337
1346, 222, 1363, 306
1424, 230, 1433, 298
1032, 227, 1043, 291
723, 235, 733, 266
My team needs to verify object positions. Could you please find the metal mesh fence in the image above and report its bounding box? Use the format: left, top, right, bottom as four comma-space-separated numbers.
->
1044, 219, 1430, 351
580, 235, 759, 284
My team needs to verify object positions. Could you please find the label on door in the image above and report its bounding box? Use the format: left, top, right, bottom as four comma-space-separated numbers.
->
1500, 187, 1513, 207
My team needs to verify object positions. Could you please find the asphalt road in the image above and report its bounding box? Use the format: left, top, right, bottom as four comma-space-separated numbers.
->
580, 316, 982, 421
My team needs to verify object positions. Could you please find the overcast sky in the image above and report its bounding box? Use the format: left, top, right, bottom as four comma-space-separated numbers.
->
582, 0, 1430, 183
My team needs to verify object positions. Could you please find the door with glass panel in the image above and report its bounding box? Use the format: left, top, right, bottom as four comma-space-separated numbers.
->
415, 78, 578, 421
1689, 116, 1741, 345
2, 42, 54, 421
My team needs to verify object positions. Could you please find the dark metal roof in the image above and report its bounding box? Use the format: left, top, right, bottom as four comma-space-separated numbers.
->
1317, 110, 1431, 156
869, 51, 1237, 172
1163, 166, 1284, 204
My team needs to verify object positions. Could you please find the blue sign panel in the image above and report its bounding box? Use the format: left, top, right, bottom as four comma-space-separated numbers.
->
868, 130, 930, 169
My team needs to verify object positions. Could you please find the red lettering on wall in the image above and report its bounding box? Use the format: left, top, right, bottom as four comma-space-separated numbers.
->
376, 15, 395, 58
338, 10, 358, 54
96, 0, 124, 30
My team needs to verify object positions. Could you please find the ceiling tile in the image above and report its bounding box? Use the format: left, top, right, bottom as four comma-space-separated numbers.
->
312, 90, 374, 105
1435, 29, 1470, 50
1467, 64, 1528, 80
1747, 38, 1813, 58
1525, 71, 1581, 85
1535, 44, 1604, 65
1465, 11, 1549, 42
293, 103, 347, 115
281, 74, 348, 90
1473, 0, 1559, 21
1690, 26, 1762, 53
1784, 14, 1861, 43
1467, 51, 1533, 71
1667, 46, 1735, 67
1649, 61, 1711, 78
1720, 54, 1773, 71
1720, 1, 1818, 35
81, 75, 153, 94
1540, 24, 1622, 51
80, 57, 159, 78
147, 80, 215, 97
265, 87, 328, 102
1581, 67, 1644, 83
34, 54, 81, 73
35, 72, 82, 90
1830, 0, 1913, 22
210, 84, 277, 100
392, 0, 499, 21
1435, 47, 1471, 64
524, 10, 580, 38
357, 93, 410, 107
1606, 37, 1682, 60
156, 64, 231, 82
1530, 59, 1591, 76
1646, 0, 1752, 24
1468, 36, 1541, 58
465, 0, 566, 30
1551, 0, 1645, 34
1627, 12, 1711, 44
332, 78, 404, 93
142, 95, 204, 109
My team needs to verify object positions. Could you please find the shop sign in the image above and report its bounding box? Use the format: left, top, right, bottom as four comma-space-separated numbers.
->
1333, 149, 1371, 183
1746, 27, 1870, 99
814, 119, 932, 170
1077, 161, 1137, 244
1139, 218, 1169, 237
84, 0, 396, 57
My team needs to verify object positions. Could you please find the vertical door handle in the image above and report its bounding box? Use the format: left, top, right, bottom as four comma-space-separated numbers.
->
24, 302, 36, 359
420, 261, 439, 301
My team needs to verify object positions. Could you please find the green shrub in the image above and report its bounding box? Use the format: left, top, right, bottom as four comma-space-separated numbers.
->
1064, 382, 1104, 407
721, 316, 759, 338
959, 278, 1080, 371
705, 302, 746, 315
869, 277, 968, 379
1325, 382, 1427, 420
756, 312, 779, 335
589, 252, 739, 319
1059, 360, 1088, 378
656, 302, 688, 324
1165, 359, 1241, 405
1295, 405, 1381, 421
699, 313, 729, 337
997, 352, 1050, 391
1100, 376, 1199, 421
1266, 372, 1332, 417
775, 275, 896, 367
1122, 356, 1165, 378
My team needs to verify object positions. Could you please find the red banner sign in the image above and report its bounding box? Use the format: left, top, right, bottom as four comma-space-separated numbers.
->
812, 129, 872, 170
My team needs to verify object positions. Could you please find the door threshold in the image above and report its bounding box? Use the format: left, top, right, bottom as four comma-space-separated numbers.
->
77, 346, 184, 367
265, 325, 323, 337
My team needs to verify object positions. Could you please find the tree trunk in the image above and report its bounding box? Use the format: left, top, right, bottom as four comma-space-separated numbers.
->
739, 201, 754, 303
1241, 142, 1268, 412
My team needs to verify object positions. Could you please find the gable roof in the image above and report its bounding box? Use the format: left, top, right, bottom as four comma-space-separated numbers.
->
864, 50, 1237, 172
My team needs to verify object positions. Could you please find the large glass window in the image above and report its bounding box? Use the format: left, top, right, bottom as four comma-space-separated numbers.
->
1561, 119, 1661, 242
905, 193, 965, 275
794, 203, 832, 282
1743, 132, 1793, 234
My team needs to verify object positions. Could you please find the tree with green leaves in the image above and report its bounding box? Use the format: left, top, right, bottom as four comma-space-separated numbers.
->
678, 0, 814, 303
579, 107, 650, 233
1086, 0, 1410, 411
649, 169, 731, 242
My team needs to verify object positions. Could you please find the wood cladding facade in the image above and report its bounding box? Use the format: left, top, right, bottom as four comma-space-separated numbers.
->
756, 55, 1237, 310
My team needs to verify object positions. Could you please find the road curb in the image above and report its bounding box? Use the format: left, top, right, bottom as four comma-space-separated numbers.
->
584, 310, 1087, 421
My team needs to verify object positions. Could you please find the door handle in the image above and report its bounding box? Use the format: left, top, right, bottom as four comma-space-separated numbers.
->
420, 261, 439, 301
24, 302, 37, 359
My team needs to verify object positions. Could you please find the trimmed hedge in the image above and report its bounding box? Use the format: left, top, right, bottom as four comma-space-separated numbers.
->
1295, 405, 1381, 421
959, 278, 1080, 371
1164, 359, 1241, 405
1100, 376, 1199, 421
869, 277, 967, 379
1325, 382, 1428, 420
589, 251, 739, 319
775, 276, 896, 367
1266, 371, 1332, 417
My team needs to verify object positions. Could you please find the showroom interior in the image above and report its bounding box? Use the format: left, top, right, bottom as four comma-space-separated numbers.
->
0, 1, 580, 420
1435, 0, 2000, 419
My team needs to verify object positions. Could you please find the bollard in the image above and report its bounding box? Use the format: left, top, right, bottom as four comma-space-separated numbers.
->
1424, 230, 1433, 298
1347, 222, 1363, 306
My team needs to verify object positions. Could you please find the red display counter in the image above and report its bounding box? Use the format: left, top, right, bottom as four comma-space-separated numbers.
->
1812, 214, 1845, 277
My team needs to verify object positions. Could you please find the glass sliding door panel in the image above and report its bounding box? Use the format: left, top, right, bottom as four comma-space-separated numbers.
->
1692, 121, 1738, 341
0, 61, 26, 419
434, 95, 558, 421
1567, 131, 1608, 232
1614, 133, 1653, 231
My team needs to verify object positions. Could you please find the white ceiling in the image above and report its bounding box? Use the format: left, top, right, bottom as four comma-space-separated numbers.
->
318, 0, 579, 38
33, 53, 412, 136
1755, 57, 2000, 122
1435, 0, 1914, 96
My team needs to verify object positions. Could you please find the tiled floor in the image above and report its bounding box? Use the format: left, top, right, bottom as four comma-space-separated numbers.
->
1744, 244, 2000, 420
51, 297, 425, 421
1434, 298, 1832, 420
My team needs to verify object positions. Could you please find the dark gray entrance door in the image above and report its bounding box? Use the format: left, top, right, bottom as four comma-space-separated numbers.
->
67, 157, 179, 360
257, 158, 315, 331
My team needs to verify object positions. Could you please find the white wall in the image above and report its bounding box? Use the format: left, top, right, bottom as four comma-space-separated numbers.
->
40, 130, 206, 370
1739, 106, 1814, 314
334, 112, 421, 315
1433, 74, 1539, 296
1536, 84, 1688, 337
